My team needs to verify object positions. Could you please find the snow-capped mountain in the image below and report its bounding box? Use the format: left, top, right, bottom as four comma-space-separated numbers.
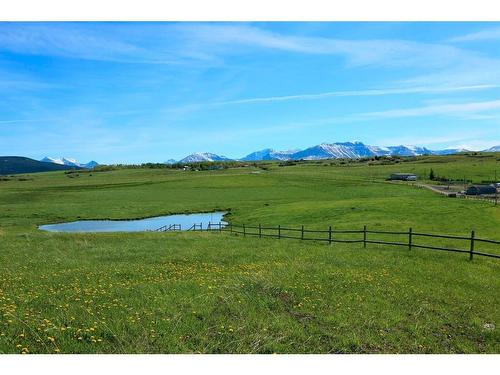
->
484, 146, 500, 152
178, 152, 232, 163
174, 142, 498, 163
385, 145, 433, 156
432, 148, 470, 155
41, 157, 64, 165
40, 157, 99, 169
242, 148, 298, 161
60, 157, 80, 167
291, 142, 391, 160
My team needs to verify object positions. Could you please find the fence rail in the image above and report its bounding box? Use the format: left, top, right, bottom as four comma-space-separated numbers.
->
218, 222, 500, 261
153, 221, 500, 261
187, 223, 203, 231
156, 223, 181, 232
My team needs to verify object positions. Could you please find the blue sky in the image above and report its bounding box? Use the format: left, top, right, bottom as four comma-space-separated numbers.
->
1, 22, 500, 163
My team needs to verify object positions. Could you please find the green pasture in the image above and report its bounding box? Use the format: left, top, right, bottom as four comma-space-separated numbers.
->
0, 153, 499, 353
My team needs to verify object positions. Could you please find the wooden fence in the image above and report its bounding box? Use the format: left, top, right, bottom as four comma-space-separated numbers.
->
199, 222, 500, 261
156, 223, 181, 232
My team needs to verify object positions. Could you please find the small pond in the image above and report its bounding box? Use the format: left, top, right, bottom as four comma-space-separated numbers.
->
39, 211, 228, 233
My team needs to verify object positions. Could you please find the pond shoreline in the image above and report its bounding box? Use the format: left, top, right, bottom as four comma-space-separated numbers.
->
37, 208, 232, 226
38, 210, 230, 233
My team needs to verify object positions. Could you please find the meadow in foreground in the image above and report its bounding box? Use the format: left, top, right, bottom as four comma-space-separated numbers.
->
1, 232, 499, 353
0, 153, 499, 353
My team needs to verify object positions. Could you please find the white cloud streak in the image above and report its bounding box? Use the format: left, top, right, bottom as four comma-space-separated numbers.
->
357, 99, 500, 119
0, 23, 183, 64
213, 84, 498, 106
0, 22, 480, 70
448, 27, 500, 42
177, 24, 466, 68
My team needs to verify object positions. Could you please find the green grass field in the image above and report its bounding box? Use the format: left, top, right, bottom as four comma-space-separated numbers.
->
0, 153, 499, 353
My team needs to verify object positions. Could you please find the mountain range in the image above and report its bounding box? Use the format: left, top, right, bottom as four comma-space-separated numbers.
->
41, 157, 99, 169
171, 141, 483, 163
178, 152, 233, 163
0, 156, 82, 175
485, 146, 500, 152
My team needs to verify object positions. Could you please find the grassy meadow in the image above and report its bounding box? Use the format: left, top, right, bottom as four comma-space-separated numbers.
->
0, 153, 499, 353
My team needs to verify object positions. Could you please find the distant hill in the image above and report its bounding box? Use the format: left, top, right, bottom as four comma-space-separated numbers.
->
0, 156, 81, 175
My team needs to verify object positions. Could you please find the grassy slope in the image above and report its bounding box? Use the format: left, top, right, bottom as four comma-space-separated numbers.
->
0, 153, 499, 353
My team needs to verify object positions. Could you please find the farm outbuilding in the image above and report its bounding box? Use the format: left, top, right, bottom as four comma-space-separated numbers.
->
389, 173, 417, 181
465, 185, 497, 195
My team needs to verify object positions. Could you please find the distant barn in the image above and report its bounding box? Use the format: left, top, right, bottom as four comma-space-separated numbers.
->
389, 173, 417, 181
465, 185, 497, 195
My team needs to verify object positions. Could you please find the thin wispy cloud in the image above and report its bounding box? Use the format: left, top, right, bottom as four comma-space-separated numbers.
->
357, 99, 500, 120
214, 84, 498, 106
0, 65, 63, 92
448, 27, 500, 42
0, 119, 46, 124
0, 23, 183, 65
1, 22, 499, 162
0, 23, 478, 70
181, 24, 500, 91
178, 23, 467, 68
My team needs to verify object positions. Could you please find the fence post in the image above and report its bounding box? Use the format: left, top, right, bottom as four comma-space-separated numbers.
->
278, 225, 281, 239
259, 223, 262, 238
469, 230, 475, 260
328, 226, 332, 245
219, 221, 222, 233
230, 223, 232, 234
408, 227, 413, 251
363, 225, 367, 248
301, 225, 304, 240
208, 222, 211, 231
243, 224, 246, 237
